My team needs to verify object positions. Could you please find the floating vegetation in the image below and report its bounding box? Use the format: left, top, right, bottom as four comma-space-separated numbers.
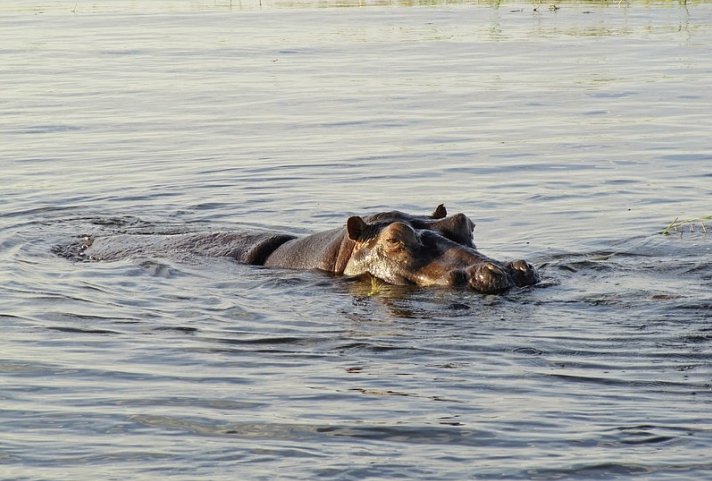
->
661, 216, 712, 236
366, 276, 387, 296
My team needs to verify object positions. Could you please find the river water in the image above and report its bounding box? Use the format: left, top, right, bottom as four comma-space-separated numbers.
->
2, 1, 712, 480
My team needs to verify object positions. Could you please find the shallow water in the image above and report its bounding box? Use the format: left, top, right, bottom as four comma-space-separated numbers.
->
2, 2, 712, 480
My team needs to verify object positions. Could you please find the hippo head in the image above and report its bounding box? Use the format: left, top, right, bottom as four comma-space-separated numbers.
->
341, 205, 538, 294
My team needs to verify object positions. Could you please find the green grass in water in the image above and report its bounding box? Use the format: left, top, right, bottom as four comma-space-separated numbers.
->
661, 215, 712, 236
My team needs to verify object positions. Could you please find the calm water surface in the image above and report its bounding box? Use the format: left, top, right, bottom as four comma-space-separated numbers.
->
2, 2, 712, 480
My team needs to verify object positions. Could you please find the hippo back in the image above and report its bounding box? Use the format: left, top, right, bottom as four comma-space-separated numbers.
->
69, 231, 295, 264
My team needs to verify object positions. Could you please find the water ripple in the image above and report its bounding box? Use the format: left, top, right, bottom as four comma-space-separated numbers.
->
3, 3, 712, 481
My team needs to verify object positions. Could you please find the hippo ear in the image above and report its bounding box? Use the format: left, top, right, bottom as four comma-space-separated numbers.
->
432, 204, 447, 219
347, 216, 368, 241
463, 215, 475, 233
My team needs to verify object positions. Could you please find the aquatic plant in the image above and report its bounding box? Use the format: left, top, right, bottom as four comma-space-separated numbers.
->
661, 216, 712, 236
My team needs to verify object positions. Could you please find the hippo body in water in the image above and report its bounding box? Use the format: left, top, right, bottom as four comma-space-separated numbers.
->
77, 205, 538, 294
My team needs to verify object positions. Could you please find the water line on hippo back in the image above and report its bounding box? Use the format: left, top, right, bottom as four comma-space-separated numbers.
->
68, 205, 539, 294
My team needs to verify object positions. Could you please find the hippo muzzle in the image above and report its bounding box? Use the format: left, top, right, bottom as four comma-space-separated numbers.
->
464, 260, 538, 294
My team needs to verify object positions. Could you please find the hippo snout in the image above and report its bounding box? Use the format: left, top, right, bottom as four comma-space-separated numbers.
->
467, 262, 514, 294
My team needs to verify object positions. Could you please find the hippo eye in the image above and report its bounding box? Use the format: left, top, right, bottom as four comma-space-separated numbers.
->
385, 237, 406, 250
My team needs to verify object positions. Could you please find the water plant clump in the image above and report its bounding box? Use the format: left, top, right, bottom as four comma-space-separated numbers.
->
661, 215, 712, 236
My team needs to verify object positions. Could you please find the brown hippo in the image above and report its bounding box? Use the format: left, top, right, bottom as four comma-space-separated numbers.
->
76, 205, 538, 294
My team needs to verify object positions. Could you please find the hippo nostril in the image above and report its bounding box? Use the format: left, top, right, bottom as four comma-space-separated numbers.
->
467, 262, 513, 294
510, 259, 531, 271
506, 259, 539, 287
485, 262, 500, 272
481, 262, 506, 279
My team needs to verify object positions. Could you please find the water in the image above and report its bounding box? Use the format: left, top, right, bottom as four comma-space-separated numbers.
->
2, 2, 712, 480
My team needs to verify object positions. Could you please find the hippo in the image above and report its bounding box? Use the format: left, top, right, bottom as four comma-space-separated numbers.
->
74, 205, 538, 294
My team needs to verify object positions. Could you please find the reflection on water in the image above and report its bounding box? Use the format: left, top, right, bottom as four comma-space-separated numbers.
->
2, 1, 712, 480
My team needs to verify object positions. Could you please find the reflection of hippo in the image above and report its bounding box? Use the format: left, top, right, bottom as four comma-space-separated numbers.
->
79, 205, 538, 294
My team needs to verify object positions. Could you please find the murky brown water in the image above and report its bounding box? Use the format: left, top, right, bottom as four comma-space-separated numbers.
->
2, 2, 711, 480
